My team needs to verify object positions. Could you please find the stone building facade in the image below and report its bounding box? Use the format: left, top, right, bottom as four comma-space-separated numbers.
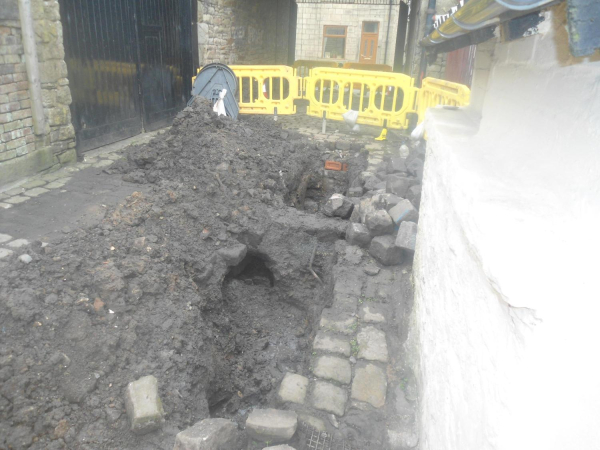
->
0, 0, 75, 186
295, 0, 401, 66
197, 0, 296, 66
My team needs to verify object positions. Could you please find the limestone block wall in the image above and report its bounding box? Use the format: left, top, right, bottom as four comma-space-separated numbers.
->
295, 2, 400, 65
0, 0, 75, 185
197, 0, 294, 66
410, 4, 600, 449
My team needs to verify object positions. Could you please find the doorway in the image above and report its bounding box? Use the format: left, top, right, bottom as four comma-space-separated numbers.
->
359, 22, 379, 64
59, 0, 195, 153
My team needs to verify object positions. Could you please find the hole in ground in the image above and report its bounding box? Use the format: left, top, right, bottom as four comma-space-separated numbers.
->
206, 252, 312, 419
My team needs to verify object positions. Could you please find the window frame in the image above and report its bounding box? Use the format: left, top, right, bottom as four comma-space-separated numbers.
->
362, 21, 380, 35
322, 25, 348, 60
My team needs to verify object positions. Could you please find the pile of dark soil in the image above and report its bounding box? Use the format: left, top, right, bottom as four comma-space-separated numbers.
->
0, 100, 366, 450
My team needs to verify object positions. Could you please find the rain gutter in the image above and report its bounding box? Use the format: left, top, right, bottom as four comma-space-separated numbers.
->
420, 0, 556, 47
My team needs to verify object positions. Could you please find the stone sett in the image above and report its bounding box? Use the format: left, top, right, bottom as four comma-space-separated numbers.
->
359, 304, 387, 324
278, 372, 309, 405
351, 363, 387, 408
0, 233, 12, 244
313, 332, 351, 357
173, 418, 245, 450
311, 381, 347, 416
125, 375, 164, 435
357, 326, 389, 363
245, 409, 298, 444
6, 238, 29, 248
312, 355, 352, 385
23, 187, 49, 197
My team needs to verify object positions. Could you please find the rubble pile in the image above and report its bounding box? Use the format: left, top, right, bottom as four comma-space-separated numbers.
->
326, 143, 424, 266
0, 99, 368, 450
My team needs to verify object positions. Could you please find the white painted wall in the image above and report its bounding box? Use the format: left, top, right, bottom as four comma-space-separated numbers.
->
411, 4, 600, 450
295, 2, 399, 65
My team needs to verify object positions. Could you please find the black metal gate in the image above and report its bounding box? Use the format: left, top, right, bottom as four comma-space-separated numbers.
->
60, 0, 194, 152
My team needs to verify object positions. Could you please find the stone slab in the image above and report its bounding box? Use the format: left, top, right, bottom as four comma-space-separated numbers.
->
5, 196, 29, 204
357, 326, 389, 363
312, 355, 352, 385
246, 409, 297, 443
173, 418, 245, 450
278, 373, 309, 405
0, 203, 12, 209
311, 381, 347, 416
125, 375, 164, 434
313, 333, 351, 357
0, 233, 12, 244
23, 187, 49, 197
21, 179, 47, 189
45, 178, 71, 189
351, 363, 387, 408
6, 239, 29, 249
263, 446, 296, 450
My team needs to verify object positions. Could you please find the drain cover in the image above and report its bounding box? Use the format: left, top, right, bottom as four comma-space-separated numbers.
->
299, 423, 353, 450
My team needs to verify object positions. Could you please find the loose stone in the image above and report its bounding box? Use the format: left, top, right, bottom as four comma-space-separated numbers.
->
125, 375, 164, 434
245, 409, 298, 443
173, 418, 246, 450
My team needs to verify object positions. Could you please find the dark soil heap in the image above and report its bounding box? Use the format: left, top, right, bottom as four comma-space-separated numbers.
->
0, 100, 364, 450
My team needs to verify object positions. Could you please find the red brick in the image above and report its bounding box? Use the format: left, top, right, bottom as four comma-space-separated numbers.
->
13, 63, 26, 73
12, 73, 26, 82
16, 81, 29, 90
0, 74, 13, 85
20, 99, 31, 109
0, 64, 15, 76
0, 113, 12, 124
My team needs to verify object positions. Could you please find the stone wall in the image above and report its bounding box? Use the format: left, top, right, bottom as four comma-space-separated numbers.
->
198, 0, 294, 66
411, 4, 600, 449
0, 0, 75, 186
295, 2, 400, 65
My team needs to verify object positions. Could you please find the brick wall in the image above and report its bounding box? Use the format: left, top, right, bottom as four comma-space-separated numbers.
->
0, 0, 75, 186
198, 0, 294, 66
295, 3, 400, 66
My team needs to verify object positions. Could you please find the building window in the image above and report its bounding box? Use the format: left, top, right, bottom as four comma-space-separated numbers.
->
363, 22, 379, 34
322, 26, 347, 59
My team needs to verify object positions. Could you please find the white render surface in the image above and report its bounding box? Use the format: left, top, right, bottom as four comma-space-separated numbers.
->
412, 4, 600, 450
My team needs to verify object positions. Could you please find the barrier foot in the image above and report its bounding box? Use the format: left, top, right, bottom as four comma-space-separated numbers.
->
375, 128, 388, 141
322, 111, 327, 134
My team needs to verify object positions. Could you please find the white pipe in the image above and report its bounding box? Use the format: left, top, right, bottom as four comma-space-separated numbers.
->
18, 0, 46, 136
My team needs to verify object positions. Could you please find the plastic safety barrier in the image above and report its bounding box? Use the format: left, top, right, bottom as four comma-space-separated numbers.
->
416, 77, 470, 123
305, 67, 419, 130
229, 65, 299, 115
293, 60, 340, 97
342, 62, 393, 72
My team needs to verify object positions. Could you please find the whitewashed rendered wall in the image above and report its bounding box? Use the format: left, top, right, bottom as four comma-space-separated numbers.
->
411, 4, 600, 450
295, 3, 399, 65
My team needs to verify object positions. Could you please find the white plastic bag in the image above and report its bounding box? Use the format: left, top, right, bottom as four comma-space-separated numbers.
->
213, 89, 227, 117
342, 109, 359, 128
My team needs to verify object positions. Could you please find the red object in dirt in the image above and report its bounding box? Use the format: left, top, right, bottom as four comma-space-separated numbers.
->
325, 161, 348, 171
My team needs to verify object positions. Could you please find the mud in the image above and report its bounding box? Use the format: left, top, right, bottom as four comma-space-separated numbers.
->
0, 100, 367, 449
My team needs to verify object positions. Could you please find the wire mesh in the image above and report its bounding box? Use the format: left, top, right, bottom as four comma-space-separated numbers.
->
299, 422, 354, 450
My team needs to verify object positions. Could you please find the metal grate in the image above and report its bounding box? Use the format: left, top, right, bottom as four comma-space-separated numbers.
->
299, 423, 353, 450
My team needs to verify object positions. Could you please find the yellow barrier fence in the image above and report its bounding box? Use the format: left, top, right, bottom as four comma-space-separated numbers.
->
305, 67, 419, 130
229, 65, 299, 115
416, 77, 470, 123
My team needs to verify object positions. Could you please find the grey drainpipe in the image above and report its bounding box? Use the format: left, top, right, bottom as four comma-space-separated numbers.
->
417, 0, 437, 86
384, 0, 393, 64
18, 0, 46, 136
